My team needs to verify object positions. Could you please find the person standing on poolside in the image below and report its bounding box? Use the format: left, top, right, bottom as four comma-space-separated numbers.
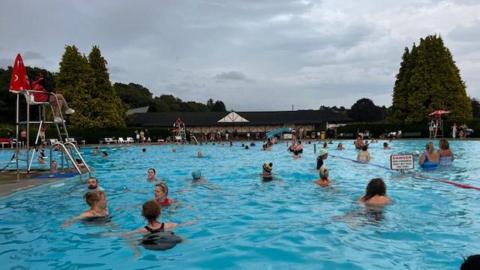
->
452, 123, 457, 139
358, 178, 391, 206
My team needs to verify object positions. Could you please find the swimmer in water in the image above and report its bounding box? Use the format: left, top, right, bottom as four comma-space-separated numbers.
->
336, 143, 345, 150
357, 145, 371, 163
383, 142, 391, 150
63, 191, 109, 226
101, 151, 108, 158
76, 158, 86, 169
172, 148, 176, 153
92, 146, 99, 156
262, 162, 273, 181
419, 142, 440, 169
154, 182, 173, 207
316, 149, 328, 170
197, 151, 204, 158
358, 178, 391, 206
142, 148, 146, 153
315, 166, 330, 187
50, 160, 58, 173
147, 168, 162, 183
438, 138, 454, 166
87, 177, 105, 191
135, 200, 177, 234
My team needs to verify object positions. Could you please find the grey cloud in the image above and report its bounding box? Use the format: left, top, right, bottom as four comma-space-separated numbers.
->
214, 71, 251, 82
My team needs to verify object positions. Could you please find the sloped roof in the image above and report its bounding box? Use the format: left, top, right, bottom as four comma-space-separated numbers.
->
128, 110, 351, 127
126, 106, 150, 116
218, 112, 249, 123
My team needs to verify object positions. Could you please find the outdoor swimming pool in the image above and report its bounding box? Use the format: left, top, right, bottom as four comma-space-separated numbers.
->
0, 140, 479, 269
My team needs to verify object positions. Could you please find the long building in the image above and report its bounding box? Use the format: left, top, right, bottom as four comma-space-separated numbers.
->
128, 110, 351, 139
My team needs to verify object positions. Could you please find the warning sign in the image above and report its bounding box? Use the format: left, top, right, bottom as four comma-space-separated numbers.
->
390, 154, 414, 170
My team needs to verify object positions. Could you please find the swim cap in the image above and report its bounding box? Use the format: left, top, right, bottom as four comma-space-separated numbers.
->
192, 170, 202, 180
318, 149, 328, 156
263, 162, 273, 173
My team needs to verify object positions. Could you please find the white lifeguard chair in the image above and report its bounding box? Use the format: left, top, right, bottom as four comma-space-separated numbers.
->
8, 54, 91, 177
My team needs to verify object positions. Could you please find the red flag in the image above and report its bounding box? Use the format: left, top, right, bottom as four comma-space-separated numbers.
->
9, 54, 31, 93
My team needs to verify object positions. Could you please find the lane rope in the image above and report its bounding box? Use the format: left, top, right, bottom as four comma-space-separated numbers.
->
329, 154, 480, 191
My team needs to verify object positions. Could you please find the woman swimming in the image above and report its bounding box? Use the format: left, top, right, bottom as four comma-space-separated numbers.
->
136, 200, 177, 234
358, 178, 391, 206
147, 168, 162, 183
419, 142, 440, 169
438, 139, 454, 166
154, 183, 173, 207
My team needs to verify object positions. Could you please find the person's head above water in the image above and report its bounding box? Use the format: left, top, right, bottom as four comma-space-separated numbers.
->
87, 177, 99, 189
101, 151, 108, 157
155, 182, 169, 199
363, 178, 387, 200
263, 162, 273, 173
142, 200, 161, 223
362, 145, 368, 151
142, 148, 146, 152
426, 142, 435, 153
192, 170, 202, 180
147, 168, 156, 180
439, 138, 450, 150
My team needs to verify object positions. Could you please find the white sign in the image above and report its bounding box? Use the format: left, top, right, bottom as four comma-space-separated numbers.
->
390, 154, 414, 170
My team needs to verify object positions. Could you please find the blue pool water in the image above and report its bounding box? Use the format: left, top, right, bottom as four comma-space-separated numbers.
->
1, 140, 480, 269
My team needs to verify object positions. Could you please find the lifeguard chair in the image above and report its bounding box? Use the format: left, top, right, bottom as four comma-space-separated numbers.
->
7, 54, 91, 177
428, 110, 450, 139
172, 117, 187, 143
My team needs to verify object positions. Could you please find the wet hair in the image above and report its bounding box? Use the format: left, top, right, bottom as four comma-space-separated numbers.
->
426, 142, 435, 153
461, 255, 480, 270
362, 145, 368, 151
155, 182, 168, 195
102, 151, 108, 156
84, 191, 104, 207
148, 168, 156, 174
142, 148, 146, 152
363, 178, 386, 201
142, 200, 161, 222
439, 139, 449, 150
383, 142, 388, 147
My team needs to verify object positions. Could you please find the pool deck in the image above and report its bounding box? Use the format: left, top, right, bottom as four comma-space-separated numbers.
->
0, 171, 64, 197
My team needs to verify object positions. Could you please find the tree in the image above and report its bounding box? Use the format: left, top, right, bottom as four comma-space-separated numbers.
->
348, 98, 385, 122
88, 46, 125, 127
56, 45, 96, 128
114, 82, 152, 109
389, 35, 472, 124
211, 100, 226, 112
472, 98, 480, 119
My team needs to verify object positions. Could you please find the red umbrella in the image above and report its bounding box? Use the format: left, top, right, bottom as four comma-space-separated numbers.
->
429, 110, 450, 117
9, 54, 31, 93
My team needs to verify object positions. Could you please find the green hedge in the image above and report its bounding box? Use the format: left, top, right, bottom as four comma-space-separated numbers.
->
336, 120, 480, 138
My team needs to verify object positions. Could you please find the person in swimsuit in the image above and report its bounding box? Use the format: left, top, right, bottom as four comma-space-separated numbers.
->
383, 142, 391, 150
357, 145, 371, 163
419, 142, 440, 169
336, 143, 345, 150
262, 163, 273, 181
438, 139, 454, 166
358, 178, 391, 206
63, 191, 109, 226
154, 182, 173, 207
315, 166, 330, 187
354, 135, 365, 150
147, 168, 162, 183
135, 200, 177, 234
316, 149, 328, 170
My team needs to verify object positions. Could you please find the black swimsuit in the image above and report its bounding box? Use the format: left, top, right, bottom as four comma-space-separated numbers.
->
145, 223, 165, 233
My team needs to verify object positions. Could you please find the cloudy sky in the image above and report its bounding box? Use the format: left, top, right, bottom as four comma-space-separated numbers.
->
1, 0, 479, 111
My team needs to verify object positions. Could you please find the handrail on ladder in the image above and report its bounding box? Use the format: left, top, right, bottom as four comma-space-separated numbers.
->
52, 142, 82, 175
64, 141, 92, 174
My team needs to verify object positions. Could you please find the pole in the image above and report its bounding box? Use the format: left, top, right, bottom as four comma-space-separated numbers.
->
15, 94, 19, 177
